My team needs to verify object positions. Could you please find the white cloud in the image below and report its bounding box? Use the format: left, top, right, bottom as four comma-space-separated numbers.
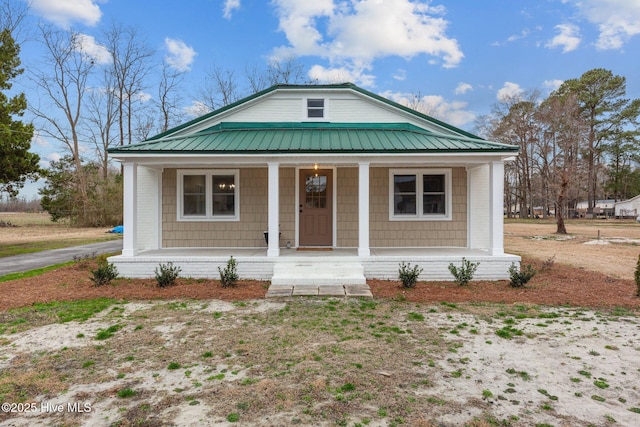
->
38, 152, 62, 169
546, 23, 581, 53
30, 0, 103, 27
272, 0, 463, 85
47, 152, 62, 162
135, 91, 153, 103
497, 82, 524, 101
454, 82, 473, 95
507, 28, 530, 42
223, 0, 241, 19
392, 69, 407, 81
73, 33, 111, 65
543, 79, 564, 92
308, 64, 376, 87
164, 38, 197, 72
574, 0, 640, 49
31, 132, 49, 148
184, 101, 211, 117
381, 91, 475, 127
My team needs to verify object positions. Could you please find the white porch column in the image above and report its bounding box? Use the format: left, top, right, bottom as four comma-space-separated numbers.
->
267, 162, 280, 257
358, 162, 370, 257
122, 162, 138, 257
488, 161, 505, 255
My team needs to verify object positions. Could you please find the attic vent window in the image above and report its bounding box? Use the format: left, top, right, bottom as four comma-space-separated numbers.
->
307, 99, 324, 118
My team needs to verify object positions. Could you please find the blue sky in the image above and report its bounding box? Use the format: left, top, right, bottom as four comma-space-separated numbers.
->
12, 0, 640, 198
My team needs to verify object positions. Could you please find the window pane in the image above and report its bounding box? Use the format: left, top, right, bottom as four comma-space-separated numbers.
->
394, 175, 416, 193
213, 195, 235, 215
212, 175, 236, 216
307, 99, 324, 118
212, 175, 235, 193
183, 175, 206, 215
423, 174, 444, 192
393, 175, 416, 215
395, 195, 416, 214
423, 194, 445, 214
305, 175, 327, 209
307, 108, 324, 118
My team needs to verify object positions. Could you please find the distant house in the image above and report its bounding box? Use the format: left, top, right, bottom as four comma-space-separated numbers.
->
575, 200, 616, 218
614, 195, 640, 219
107, 83, 520, 284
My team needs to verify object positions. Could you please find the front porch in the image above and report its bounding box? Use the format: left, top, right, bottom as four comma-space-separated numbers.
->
109, 247, 521, 284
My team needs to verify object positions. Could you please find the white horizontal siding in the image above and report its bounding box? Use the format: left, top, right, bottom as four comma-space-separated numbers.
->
175, 89, 464, 135
136, 167, 159, 251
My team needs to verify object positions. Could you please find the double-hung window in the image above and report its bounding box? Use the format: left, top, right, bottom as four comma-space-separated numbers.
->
306, 98, 325, 119
389, 169, 451, 220
178, 169, 239, 221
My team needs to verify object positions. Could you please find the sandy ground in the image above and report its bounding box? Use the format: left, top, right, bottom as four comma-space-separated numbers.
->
505, 220, 640, 280
1, 218, 639, 425
1, 300, 639, 426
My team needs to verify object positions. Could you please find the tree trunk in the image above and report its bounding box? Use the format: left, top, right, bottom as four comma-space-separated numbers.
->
556, 179, 568, 234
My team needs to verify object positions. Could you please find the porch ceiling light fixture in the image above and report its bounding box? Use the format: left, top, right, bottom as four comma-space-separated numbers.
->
314, 163, 318, 170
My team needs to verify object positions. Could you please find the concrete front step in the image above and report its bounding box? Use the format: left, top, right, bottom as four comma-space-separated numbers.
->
271, 261, 366, 286
265, 284, 373, 298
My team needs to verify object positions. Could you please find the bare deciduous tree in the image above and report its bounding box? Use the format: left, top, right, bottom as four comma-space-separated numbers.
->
266, 55, 306, 85
199, 65, 240, 111
537, 92, 585, 233
85, 68, 118, 180
102, 24, 154, 146
491, 91, 540, 219
156, 63, 185, 133
30, 26, 94, 221
0, 0, 29, 42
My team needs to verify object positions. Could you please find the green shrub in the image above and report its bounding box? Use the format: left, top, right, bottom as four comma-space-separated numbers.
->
155, 262, 181, 287
90, 259, 119, 286
448, 257, 479, 286
117, 388, 136, 398
219, 256, 239, 288
398, 262, 423, 288
635, 254, 640, 297
508, 263, 536, 288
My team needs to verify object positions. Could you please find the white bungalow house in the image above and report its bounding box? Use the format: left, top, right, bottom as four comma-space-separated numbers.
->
107, 83, 520, 288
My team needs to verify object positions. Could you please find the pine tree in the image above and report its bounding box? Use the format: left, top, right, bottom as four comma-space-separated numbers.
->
0, 28, 39, 197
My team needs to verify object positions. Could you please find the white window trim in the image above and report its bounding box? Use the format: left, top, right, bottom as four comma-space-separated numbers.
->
388, 168, 452, 221
177, 169, 240, 222
303, 97, 329, 121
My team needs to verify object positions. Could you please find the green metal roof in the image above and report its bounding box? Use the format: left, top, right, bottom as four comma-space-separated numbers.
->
109, 122, 518, 155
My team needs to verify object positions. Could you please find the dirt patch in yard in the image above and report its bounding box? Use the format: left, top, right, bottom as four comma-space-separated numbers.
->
504, 219, 640, 280
1, 299, 639, 427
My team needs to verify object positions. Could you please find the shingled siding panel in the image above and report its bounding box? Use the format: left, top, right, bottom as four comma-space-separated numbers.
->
162, 168, 269, 248
336, 167, 359, 247
369, 167, 467, 247
278, 167, 296, 247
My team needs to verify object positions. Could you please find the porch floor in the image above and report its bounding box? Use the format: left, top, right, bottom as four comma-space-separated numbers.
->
134, 247, 493, 258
